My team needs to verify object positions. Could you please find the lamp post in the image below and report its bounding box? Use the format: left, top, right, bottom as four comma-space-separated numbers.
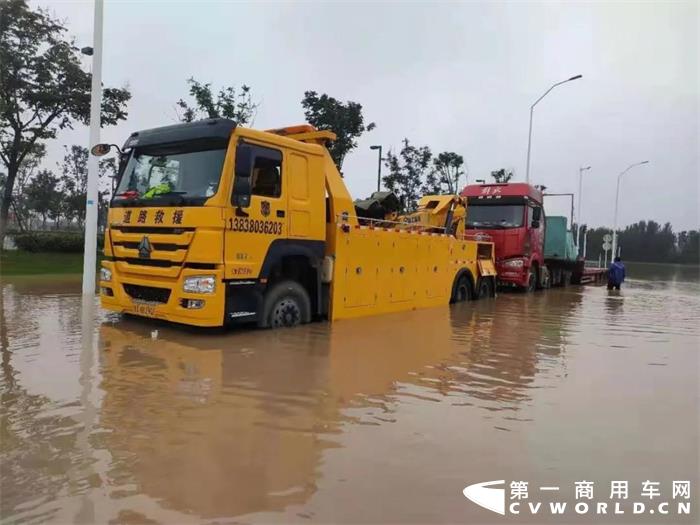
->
612, 160, 649, 258
525, 74, 583, 184
81, 0, 104, 296
576, 165, 591, 255
370, 145, 382, 192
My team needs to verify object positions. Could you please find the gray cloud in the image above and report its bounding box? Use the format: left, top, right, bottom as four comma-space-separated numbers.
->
37, 0, 698, 229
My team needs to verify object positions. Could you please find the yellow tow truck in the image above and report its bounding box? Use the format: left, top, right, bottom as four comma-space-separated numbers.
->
95, 119, 495, 328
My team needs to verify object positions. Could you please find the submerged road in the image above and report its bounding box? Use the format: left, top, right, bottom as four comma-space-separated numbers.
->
1, 264, 698, 523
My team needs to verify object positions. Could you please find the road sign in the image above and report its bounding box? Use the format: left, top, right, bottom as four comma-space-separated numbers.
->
602, 241, 611, 251
603, 233, 612, 243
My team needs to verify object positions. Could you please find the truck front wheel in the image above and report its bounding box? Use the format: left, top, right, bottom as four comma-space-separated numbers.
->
526, 269, 537, 293
259, 280, 311, 329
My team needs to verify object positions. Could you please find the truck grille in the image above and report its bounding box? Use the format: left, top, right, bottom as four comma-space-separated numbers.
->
123, 284, 171, 304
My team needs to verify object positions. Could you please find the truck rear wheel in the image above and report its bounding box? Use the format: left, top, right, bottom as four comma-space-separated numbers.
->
259, 280, 311, 329
451, 274, 473, 303
475, 277, 494, 300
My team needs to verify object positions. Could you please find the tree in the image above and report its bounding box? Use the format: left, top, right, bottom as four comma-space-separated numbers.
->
0, 0, 131, 248
176, 78, 257, 124
301, 91, 375, 169
26, 169, 61, 227
1, 143, 45, 230
58, 145, 116, 227
423, 152, 465, 194
382, 139, 432, 212
490, 168, 514, 183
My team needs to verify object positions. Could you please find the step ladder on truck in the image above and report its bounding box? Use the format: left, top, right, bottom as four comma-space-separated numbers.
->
95, 119, 497, 328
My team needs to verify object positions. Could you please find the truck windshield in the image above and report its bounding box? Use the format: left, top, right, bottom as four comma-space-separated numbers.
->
466, 204, 524, 229
112, 146, 226, 207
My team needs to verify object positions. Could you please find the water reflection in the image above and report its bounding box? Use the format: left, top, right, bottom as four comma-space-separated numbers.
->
1, 266, 698, 523
89, 290, 582, 520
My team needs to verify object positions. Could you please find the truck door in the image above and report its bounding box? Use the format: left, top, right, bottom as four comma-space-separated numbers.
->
224, 145, 288, 279
286, 152, 312, 238
528, 204, 545, 262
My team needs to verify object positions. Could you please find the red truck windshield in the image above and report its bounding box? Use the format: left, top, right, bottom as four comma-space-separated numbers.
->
466, 204, 524, 229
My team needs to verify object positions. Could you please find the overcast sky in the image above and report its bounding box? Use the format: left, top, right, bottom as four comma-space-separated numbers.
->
36, 0, 698, 230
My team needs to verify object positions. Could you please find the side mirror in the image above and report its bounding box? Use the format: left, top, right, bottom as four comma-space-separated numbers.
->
91, 143, 113, 157
532, 207, 542, 221
531, 220, 540, 229
232, 144, 254, 208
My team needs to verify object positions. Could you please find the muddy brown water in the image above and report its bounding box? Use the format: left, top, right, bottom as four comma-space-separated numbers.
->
1, 264, 698, 524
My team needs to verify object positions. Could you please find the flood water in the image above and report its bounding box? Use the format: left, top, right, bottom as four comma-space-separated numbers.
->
1, 264, 698, 524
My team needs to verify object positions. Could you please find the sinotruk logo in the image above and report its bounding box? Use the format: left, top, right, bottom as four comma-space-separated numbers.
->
462, 480, 692, 517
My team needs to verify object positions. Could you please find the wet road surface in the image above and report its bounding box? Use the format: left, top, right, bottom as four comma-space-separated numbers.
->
1, 265, 698, 523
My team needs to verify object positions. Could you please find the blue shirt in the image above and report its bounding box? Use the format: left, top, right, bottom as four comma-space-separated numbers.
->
608, 261, 626, 285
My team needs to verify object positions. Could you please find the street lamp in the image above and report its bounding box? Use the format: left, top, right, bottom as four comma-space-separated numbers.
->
612, 160, 649, 258
525, 74, 583, 184
370, 145, 383, 192
576, 165, 591, 255
81, 0, 104, 296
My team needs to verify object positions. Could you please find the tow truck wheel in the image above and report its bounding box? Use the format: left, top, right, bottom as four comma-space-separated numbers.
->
476, 277, 494, 300
260, 280, 311, 329
451, 275, 473, 303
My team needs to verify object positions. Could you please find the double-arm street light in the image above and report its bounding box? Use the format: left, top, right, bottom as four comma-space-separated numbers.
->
525, 74, 583, 184
576, 165, 591, 255
612, 160, 649, 258
370, 145, 383, 192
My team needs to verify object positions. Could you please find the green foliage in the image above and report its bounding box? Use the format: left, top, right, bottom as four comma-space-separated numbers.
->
25, 169, 61, 226
176, 78, 258, 124
12, 231, 104, 253
584, 221, 699, 264
424, 152, 465, 194
0, 0, 130, 248
490, 168, 514, 183
58, 145, 115, 226
382, 139, 433, 212
301, 91, 375, 169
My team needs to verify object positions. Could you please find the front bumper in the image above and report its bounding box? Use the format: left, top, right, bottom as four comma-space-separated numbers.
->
100, 260, 226, 327
495, 261, 529, 288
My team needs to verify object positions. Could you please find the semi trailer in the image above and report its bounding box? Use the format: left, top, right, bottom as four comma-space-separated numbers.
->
96, 119, 496, 328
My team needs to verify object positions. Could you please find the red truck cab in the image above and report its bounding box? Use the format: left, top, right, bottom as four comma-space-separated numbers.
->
461, 183, 545, 290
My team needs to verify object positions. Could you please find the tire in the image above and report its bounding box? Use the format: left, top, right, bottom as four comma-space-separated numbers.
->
475, 277, 493, 300
259, 280, 311, 329
525, 269, 537, 293
451, 274, 472, 303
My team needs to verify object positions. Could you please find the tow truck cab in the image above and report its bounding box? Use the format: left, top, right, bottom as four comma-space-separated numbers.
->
100, 119, 337, 327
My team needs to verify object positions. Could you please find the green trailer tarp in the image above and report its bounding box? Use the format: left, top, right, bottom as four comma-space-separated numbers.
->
544, 216, 577, 261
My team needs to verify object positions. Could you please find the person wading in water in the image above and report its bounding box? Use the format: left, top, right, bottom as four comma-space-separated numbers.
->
607, 256, 626, 290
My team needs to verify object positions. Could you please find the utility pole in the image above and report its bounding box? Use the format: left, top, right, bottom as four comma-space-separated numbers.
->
612, 160, 649, 259
525, 74, 582, 184
576, 165, 591, 255
81, 0, 104, 296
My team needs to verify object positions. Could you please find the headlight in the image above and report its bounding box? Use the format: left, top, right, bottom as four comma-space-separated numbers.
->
502, 258, 525, 268
100, 267, 112, 282
183, 275, 216, 294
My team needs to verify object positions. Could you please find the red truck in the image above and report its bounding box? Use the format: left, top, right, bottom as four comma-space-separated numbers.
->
461, 182, 585, 291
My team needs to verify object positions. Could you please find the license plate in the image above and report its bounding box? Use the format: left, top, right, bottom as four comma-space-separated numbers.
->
132, 301, 158, 317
